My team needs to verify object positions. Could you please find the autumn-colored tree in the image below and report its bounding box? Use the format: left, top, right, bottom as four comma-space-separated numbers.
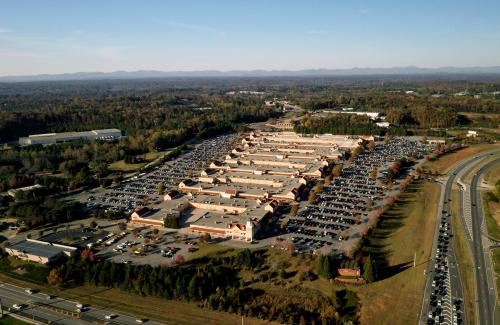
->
332, 165, 343, 177
290, 204, 299, 216
81, 248, 96, 261
157, 182, 166, 195
47, 268, 63, 287
284, 240, 295, 253
367, 141, 375, 151
175, 254, 185, 265
308, 191, 318, 203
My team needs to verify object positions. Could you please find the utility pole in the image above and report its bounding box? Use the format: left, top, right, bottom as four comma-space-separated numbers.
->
413, 252, 416, 268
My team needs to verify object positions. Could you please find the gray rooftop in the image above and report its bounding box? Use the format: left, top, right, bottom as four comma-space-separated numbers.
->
8, 240, 71, 258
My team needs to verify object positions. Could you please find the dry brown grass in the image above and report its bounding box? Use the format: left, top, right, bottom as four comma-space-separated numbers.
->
357, 181, 440, 325
484, 161, 500, 185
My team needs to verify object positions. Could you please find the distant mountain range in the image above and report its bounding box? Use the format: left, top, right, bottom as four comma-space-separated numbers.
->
1, 66, 500, 82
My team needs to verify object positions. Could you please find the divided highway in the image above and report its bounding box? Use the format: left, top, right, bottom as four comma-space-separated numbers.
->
0, 282, 165, 325
421, 150, 499, 325
470, 157, 500, 325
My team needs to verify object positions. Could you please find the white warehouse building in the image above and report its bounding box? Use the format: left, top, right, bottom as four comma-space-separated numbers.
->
19, 129, 122, 146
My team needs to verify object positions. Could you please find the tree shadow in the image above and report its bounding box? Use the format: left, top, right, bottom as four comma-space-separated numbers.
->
361, 182, 423, 280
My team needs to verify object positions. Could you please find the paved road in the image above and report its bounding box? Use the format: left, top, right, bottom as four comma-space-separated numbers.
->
470, 157, 500, 325
0, 282, 166, 325
420, 150, 499, 325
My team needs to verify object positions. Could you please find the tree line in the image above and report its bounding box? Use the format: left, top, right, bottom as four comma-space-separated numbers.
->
54, 248, 359, 324
294, 114, 405, 136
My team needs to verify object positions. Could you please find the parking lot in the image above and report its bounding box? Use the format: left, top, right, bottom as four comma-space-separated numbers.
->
83, 134, 238, 214
284, 138, 433, 254
95, 226, 201, 266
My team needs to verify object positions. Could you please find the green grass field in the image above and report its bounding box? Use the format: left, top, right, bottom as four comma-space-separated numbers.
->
0, 316, 31, 325
0, 257, 49, 284
108, 160, 146, 172
108, 150, 170, 172
187, 242, 233, 261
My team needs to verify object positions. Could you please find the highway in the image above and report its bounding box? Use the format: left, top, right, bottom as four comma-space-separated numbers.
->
420, 150, 499, 325
469, 157, 500, 325
0, 282, 166, 325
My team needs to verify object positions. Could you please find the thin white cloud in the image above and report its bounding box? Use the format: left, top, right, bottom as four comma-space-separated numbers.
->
360, 9, 369, 14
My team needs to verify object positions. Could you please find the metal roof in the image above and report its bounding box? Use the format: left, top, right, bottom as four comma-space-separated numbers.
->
8, 240, 67, 258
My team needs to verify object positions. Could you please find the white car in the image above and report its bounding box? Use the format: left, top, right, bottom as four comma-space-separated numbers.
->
105, 314, 117, 320
12, 304, 25, 310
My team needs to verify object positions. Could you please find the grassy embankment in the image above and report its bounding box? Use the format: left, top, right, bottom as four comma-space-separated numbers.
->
481, 155, 500, 316
422, 143, 500, 175
356, 181, 440, 325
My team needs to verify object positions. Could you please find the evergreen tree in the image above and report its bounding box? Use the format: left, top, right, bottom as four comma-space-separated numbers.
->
363, 255, 375, 283
316, 255, 331, 279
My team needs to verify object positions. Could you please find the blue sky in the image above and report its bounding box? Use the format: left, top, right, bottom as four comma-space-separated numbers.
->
1, 0, 499, 75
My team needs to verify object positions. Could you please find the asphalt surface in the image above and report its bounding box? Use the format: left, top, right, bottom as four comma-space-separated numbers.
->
420, 150, 499, 325
470, 156, 500, 325
0, 282, 165, 325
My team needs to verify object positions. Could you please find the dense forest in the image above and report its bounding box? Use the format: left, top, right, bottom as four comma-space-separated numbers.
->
0, 90, 277, 193
300, 92, 500, 114
294, 114, 406, 136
